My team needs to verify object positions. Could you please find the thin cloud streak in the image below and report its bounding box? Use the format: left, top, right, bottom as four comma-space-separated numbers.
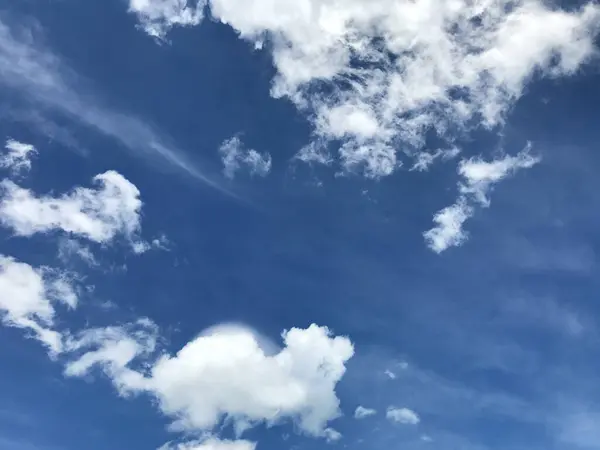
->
0, 17, 235, 199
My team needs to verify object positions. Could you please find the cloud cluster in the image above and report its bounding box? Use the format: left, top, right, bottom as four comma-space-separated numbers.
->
65, 323, 353, 439
219, 137, 272, 180
129, 0, 599, 178
0, 140, 353, 450
424, 145, 540, 252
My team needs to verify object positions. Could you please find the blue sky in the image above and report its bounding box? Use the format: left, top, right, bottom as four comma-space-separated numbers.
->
1, 1, 600, 449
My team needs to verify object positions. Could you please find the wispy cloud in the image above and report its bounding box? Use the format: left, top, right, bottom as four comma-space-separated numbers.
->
0, 16, 228, 195
0, 139, 37, 175
219, 137, 272, 180
424, 145, 540, 252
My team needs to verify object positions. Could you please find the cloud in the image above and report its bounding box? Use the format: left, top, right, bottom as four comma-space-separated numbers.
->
323, 428, 342, 442
158, 438, 256, 450
386, 407, 420, 425
0, 255, 76, 354
219, 137, 272, 179
128, 0, 207, 38
0, 139, 37, 175
0, 17, 226, 193
354, 406, 376, 419
133, 0, 600, 177
424, 145, 540, 252
67, 323, 354, 437
58, 239, 98, 266
0, 170, 146, 247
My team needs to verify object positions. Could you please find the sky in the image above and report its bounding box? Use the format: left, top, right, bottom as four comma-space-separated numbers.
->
1, 0, 600, 449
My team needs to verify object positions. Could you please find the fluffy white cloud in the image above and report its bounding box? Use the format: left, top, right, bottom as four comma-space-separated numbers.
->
137, 0, 600, 177
354, 406, 377, 419
159, 438, 256, 450
219, 137, 272, 179
424, 145, 540, 252
0, 255, 77, 354
129, 0, 207, 38
0, 170, 145, 246
0, 139, 36, 174
386, 407, 420, 425
67, 323, 353, 437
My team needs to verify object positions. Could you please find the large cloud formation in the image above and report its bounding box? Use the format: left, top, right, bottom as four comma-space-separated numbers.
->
130, 0, 599, 177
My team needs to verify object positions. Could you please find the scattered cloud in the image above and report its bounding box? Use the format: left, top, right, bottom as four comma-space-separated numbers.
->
354, 406, 376, 419
386, 407, 420, 425
219, 137, 272, 179
424, 145, 540, 252
0, 255, 76, 354
0, 139, 36, 175
134, 0, 600, 177
0, 170, 145, 248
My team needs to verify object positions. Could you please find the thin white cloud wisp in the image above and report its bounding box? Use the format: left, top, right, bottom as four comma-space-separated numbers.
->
424, 145, 540, 252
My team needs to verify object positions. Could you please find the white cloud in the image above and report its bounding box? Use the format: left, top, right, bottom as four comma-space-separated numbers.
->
67, 323, 354, 437
0, 255, 77, 354
159, 438, 256, 450
384, 369, 397, 379
129, 0, 207, 38
386, 407, 420, 425
323, 428, 342, 442
423, 199, 473, 254
354, 406, 376, 419
0, 139, 36, 174
134, 0, 600, 177
219, 137, 272, 179
424, 145, 540, 252
0, 170, 145, 247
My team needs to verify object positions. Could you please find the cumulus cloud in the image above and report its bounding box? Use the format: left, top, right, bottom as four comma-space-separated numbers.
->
424, 145, 540, 252
219, 137, 272, 179
129, 0, 207, 38
0, 139, 37, 174
0, 255, 76, 354
354, 406, 376, 419
131, 0, 600, 177
386, 407, 420, 425
0, 170, 146, 247
67, 323, 354, 437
